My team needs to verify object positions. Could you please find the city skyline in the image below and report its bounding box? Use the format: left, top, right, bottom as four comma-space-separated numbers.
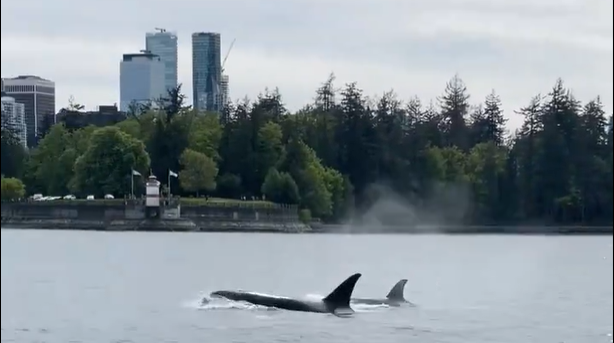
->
1, 0, 612, 130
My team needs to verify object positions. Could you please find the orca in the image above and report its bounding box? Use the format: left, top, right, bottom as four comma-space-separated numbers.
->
351, 279, 413, 306
205, 273, 362, 315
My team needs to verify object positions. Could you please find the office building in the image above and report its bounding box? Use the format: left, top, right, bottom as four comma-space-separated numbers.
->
192, 32, 222, 112
119, 52, 166, 112
145, 28, 178, 92
1, 75, 55, 148
1, 96, 28, 148
44, 104, 126, 135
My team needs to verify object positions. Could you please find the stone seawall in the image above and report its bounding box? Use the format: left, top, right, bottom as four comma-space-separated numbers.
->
0, 202, 310, 232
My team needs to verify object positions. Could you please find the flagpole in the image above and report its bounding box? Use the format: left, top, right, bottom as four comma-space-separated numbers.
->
131, 171, 134, 199
168, 170, 171, 197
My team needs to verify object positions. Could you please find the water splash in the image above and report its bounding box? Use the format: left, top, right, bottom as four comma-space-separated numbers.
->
183, 292, 277, 311
351, 303, 390, 312
182, 291, 210, 309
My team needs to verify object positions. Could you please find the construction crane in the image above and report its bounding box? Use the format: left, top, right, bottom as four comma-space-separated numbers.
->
215, 38, 235, 103
206, 38, 235, 112
221, 38, 235, 74
154, 27, 166, 33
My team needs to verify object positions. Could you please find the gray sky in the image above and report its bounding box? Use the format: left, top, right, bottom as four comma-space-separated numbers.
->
1, 0, 612, 129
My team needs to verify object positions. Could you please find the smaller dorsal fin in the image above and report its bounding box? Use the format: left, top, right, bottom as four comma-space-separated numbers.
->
386, 279, 407, 301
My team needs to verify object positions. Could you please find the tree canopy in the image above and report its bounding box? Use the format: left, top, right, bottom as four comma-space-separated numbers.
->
1, 176, 26, 201
1, 116, 27, 178
4, 75, 612, 226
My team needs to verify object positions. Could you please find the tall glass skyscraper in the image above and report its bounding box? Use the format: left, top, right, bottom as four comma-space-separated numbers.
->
145, 29, 178, 93
191, 32, 222, 112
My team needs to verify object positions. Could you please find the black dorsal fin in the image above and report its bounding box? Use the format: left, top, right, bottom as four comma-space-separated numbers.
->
386, 279, 407, 301
323, 273, 362, 311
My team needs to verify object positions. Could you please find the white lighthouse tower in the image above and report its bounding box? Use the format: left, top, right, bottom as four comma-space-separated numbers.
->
145, 175, 161, 217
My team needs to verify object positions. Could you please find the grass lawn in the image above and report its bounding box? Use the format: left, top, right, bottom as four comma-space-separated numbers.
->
181, 197, 277, 207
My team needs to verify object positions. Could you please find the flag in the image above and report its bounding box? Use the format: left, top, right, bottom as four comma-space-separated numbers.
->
169, 170, 178, 177
132, 169, 141, 176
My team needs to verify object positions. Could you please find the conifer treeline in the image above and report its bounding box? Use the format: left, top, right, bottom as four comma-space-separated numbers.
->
2, 75, 612, 226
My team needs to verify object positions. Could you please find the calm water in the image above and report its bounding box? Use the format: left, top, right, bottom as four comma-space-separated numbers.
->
1, 229, 612, 343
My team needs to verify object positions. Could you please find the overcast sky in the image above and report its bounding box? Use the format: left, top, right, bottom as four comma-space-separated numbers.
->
1, 0, 612, 129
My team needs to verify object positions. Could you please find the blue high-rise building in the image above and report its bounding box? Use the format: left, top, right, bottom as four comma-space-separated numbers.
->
191, 32, 222, 112
119, 52, 166, 112
146, 28, 178, 93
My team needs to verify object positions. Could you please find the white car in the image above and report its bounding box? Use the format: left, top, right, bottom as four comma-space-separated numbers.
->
86, 195, 95, 200
104, 194, 114, 199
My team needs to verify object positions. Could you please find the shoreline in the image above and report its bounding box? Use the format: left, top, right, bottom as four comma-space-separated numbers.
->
0, 218, 310, 233
1, 219, 611, 235
0, 201, 309, 233
310, 225, 613, 235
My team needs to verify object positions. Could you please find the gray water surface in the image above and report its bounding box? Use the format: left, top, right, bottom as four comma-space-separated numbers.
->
1, 229, 612, 342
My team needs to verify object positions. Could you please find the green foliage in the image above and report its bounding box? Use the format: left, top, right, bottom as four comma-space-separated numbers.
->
322, 167, 349, 221
178, 148, 218, 194
255, 121, 284, 185
277, 138, 337, 218
298, 209, 312, 223
465, 142, 507, 221
187, 112, 222, 160
435, 146, 468, 183
115, 118, 143, 140
261, 168, 300, 204
8, 76, 613, 225
1, 176, 26, 201
25, 124, 75, 195
216, 173, 242, 198
298, 164, 333, 218
1, 119, 27, 178
71, 126, 150, 196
